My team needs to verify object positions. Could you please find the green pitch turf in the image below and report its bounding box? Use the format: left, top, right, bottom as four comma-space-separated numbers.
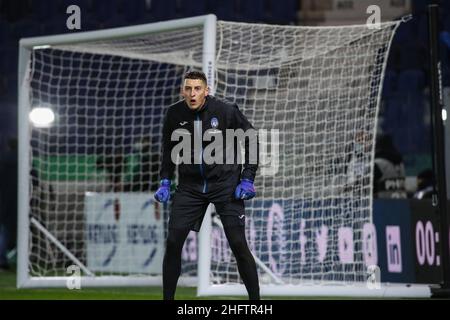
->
0, 268, 233, 300
0, 268, 317, 300
0, 268, 426, 300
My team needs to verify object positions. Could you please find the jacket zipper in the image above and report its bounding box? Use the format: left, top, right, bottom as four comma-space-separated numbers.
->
195, 114, 207, 193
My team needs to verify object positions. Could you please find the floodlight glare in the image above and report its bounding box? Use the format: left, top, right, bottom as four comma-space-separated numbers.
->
29, 107, 55, 128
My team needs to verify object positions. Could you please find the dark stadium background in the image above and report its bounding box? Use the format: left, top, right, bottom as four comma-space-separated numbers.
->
0, 0, 450, 299
1, 0, 449, 181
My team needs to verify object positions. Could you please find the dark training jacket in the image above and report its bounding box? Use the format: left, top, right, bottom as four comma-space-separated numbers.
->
159, 96, 258, 193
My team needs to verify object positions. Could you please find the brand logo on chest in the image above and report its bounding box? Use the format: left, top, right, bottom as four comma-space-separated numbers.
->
210, 117, 219, 129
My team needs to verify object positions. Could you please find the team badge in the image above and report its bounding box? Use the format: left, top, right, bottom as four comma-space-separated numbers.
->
211, 117, 219, 129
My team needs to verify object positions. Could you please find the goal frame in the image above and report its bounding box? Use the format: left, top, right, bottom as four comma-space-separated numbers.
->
16, 14, 433, 298
195, 18, 432, 299
17, 14, 217, 289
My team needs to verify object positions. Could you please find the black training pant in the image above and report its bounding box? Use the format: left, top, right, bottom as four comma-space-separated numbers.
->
163, 225, 260, 300
163, 183, 260, 300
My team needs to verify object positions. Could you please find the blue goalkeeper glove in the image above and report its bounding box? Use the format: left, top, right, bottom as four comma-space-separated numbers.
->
234, 179, 256, 200
154, 179, 171, 203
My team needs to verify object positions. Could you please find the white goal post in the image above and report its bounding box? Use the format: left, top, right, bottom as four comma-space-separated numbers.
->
18, 14, 431, 297
18, 14, 217, 289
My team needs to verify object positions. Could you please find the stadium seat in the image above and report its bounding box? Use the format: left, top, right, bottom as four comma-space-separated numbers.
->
406, 96, 425, 144
102, 13, 129, 28
397, 42, 426, 70
396, 69, 427, 153
386, 43, 401, 70
2, 48, 18, 78
0, 76, 7, 98
208, 0, 235, 21
381, 69, 397, 98
0, 48, 7, 75
144, 0, 177, 22
5, 73, 18, 100
90, 0, 122, 23
416, 14, 428, 45
231, 0, 298, 23
393, 16, 417, 45
440, 31, 450, 86
40, 19, 68, 35
397, 69, 426, 93
29, 0, 58, 22
382, 96, 402, 133
82, 14, 104, 31
121, 0, 147, 23
263, 0, 298, 24
59, 0, 92, 13
442, 64, 450, 86
3, 105, 17, 134
233, 0, 264, 22
381, 103, 403, 153
387, 99, 424, 154
0, 17, 12, 45
172, 0, 207, 18
383, 71, 426, 154
12, 19, 43, 39
443, 14, 450, 33
411, 0, 431, 15
2, 0, 24, 22
440, 0, 450, 14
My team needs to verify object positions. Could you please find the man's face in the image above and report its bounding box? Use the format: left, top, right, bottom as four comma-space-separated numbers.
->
182, 78, 208, 110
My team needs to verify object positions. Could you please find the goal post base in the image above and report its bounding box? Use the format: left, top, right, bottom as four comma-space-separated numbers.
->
18, 276, 197, 289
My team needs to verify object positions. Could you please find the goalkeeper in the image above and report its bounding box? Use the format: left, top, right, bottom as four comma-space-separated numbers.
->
154, 71, 260, 300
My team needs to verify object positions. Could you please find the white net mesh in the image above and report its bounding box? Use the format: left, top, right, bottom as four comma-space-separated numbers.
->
24, 19, 400, 286
210, 21, 400, 285
27, 26, 204, 277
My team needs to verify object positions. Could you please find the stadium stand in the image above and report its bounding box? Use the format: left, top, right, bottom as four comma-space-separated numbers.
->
1, 1, 450, 275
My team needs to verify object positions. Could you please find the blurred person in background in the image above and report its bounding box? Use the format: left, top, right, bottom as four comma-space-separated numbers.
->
413, 169, 434, 199
373, 134, 407, 198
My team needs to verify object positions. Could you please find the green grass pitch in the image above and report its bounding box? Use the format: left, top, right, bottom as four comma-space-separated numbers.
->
0, 269, 230, 300
1, 268, 422, 300
0, 269, 328, 300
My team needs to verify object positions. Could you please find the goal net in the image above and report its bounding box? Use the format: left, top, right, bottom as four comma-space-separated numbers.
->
18, 16, 213, 287
19, 15, 427, 296
202, 20, 401, 296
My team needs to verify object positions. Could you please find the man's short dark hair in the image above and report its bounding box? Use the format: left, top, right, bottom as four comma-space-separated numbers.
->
184, 70, 207, 85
